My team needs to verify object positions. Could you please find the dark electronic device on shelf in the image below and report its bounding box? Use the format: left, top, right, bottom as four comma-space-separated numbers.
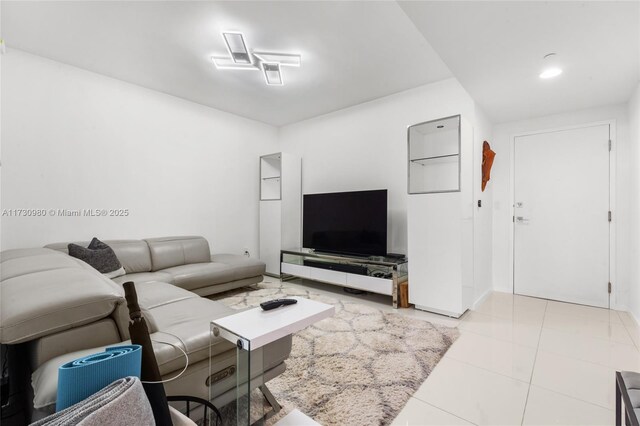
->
260, 299, 298, 311
371, 271, 392, 279
385, 253, 406, 261
303, 259, 368, 276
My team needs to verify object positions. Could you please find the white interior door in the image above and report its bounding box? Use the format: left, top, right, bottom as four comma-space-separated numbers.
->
514, 124, 610, 308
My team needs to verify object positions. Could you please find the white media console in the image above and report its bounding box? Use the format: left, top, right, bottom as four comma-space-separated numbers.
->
280, 248, 407, 308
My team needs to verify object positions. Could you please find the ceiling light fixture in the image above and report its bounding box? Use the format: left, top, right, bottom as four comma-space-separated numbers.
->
222, 32, 252, 65
212, 31, 301, 86
539, 53, 562, 79
254, 52, 301, 68
212, 56, 258, 71
262, 63, 283, 85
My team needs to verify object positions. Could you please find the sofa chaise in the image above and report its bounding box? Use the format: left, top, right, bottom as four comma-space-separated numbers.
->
0, 236, 291, 422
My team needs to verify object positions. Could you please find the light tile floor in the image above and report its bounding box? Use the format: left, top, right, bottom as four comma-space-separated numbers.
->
272, 278, 640, 426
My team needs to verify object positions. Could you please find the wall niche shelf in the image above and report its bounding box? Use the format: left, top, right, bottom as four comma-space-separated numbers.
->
408, 115, 461, 194
407, 114, 474, 318
259, 152, 302, 276
410, 153, 459, 165
260, 153, 283, 201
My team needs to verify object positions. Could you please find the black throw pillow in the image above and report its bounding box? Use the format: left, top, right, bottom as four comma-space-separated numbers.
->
68, 238, 125, 278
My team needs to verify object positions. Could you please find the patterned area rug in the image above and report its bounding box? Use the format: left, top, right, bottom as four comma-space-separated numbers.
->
213, 281, 459, 426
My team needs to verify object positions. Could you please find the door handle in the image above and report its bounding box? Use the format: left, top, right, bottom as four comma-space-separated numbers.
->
516, 216, 530, 223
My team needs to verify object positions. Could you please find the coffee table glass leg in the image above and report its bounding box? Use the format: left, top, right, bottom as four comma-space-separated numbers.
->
235, 337, 253, 426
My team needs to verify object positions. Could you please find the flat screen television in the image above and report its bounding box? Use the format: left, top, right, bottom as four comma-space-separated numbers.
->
303, 189, 387, 257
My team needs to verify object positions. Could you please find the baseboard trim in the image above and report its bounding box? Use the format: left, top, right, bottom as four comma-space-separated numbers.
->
626, 308, 640, 328
415, 304, 466, 319
472, 288, 492, 310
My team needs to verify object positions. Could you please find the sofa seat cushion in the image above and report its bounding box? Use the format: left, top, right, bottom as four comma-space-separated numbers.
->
149, 297, 237, 374
111, 272, 174, 286
134, 281, 198, 310
211, 254, 266, 281
130, 281, 236, 373
161, 263, 236, 291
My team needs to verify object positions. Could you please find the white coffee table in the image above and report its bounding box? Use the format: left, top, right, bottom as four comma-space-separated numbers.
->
212, 296, 334, 350
210, 297, 334, 425
275, 409, 320, 425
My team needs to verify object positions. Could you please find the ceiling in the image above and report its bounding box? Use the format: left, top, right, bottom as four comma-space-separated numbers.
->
2, 2, 639, 126
0, 1, 452, 126
399, 1, 640, 124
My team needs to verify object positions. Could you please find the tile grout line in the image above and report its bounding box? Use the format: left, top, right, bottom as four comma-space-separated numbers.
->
535, 345, 635, 372
457, 326, 540, 349
617, 311, 640, 352
527, 382, 615, 411
421, 399, 480, 426
442, 354, 532, 385
520, 300, 548, 426
461, 316, 636, 376
529, 307, 635, 346
478, 295, 623, 412
406, 364, 486, 425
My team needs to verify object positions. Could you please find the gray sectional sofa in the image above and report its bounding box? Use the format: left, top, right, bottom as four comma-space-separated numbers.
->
44, 236, 265, 296
0, 236, 291, 421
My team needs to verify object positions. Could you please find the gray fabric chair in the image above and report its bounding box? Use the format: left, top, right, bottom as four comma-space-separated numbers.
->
616, 371, 640, 426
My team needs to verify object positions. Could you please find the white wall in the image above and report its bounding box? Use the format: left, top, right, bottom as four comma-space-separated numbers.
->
278, 78, 493, 304
628, 83, 640, 321
2, 50, 497, 307
1, 49, 279, 255
491, 104, 631, 310
472, 106, 494, 305
278, 79, 476, 254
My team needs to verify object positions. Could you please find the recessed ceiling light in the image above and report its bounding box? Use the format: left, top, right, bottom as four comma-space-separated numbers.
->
539, 53, 562, 79
539, 67, 563, 79
222, 32, 252, 65
262, 63, 283, 86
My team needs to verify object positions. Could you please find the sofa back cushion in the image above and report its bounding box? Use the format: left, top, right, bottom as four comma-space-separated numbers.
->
45, 240, 152, 274
144, 236, 211, 271
0, 248, 125, 344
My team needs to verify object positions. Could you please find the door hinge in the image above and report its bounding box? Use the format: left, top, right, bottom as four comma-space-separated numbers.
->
512, 215, 515, 223
608, 282, 612, 294
608, 211, 612, 222
608, 140, 612, 151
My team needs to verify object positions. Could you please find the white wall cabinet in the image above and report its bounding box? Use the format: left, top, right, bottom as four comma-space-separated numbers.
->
407, 115, 474, 317
259, 153, 302, 276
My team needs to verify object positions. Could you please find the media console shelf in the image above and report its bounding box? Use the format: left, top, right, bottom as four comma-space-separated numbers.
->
280, 248, 408, 308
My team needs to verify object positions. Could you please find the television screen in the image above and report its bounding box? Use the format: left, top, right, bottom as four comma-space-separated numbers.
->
303, 189, 387, 257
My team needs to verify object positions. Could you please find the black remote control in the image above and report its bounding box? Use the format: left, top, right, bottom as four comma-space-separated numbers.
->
260, 298, 298, 311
